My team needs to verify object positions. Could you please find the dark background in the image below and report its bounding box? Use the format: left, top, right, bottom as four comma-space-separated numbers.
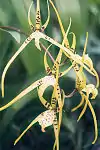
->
0, 0, 100, 150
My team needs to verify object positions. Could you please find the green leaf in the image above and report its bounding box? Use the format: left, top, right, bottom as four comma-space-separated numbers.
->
0, 27, 21, 43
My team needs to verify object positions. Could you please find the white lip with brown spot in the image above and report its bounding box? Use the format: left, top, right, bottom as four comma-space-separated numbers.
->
38, 110, 55, 130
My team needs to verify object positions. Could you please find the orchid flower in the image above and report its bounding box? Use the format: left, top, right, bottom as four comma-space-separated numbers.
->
1, 0, 51, 97
14, 108, 59, 147
0, 18, 71, 116
49, 0, 99, 88
1, 0, 96, 98
14, 89, 65, 150
50, 0, 99, 144
71, 35, 98, 144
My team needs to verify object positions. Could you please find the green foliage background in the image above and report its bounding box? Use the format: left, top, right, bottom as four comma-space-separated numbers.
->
0, 0, 100, 150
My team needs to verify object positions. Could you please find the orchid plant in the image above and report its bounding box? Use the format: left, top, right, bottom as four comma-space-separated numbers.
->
1, 0, 97, 98
0, 0, 99, 150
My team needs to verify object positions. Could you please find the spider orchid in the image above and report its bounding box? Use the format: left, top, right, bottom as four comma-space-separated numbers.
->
50, 0, 99, 144
14, 108, 59, 147
1, 0, 96, 98
14, 91, 65, 150
71, 34, 98, 144
1, 0, 50, 97
0, 18, 72, 112
49, 0, 99, 89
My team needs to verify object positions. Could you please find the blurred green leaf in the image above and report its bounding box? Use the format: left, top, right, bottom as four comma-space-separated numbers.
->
0, 8, 9, 25
0, 28, 21, 43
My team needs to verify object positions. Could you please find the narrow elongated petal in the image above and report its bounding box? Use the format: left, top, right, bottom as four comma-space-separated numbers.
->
59, 65, 73, 77
28, 1, 34, 30
83, 33, 88, 58
0, 76, 52, 111
41, 0, 50, 31
1, 31, 39, 97
53, 84, 62, 109
55, 18, 71, 67
51, 91, 57, 109
83, 93, 98, 144
69, 32, 76, 50
77, 98, 87, 121
49, 0, 70, 48
64, 89, 77, 98
14, 116, 39, 145
53, 114, 59, 150
35, 0, 41, 30
58, 90, 64, 129
80, 32, 88, 73
53, 105, 63, 150
92, 68, 99, 88
71, 94, 84, 112
44, 44, 52, 74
